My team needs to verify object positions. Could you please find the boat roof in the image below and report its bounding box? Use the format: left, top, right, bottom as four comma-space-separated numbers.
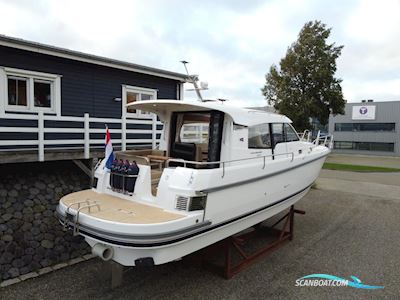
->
127, 100, 292, 126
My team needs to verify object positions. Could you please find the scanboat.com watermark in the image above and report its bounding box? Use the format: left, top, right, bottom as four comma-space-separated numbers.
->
295, 274, 384, 289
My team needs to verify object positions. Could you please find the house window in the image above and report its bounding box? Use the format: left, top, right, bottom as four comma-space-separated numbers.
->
123, 85, 157, 118
7, 77, 28, 107
1, 67, 61, 115
334, 123, 395, 132
34, 80, 52, 108
126, 91, 139, 114
334, 141, 394, 152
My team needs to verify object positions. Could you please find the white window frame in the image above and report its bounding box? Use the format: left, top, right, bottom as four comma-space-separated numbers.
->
0, 67, 61, 116
122, 85, 157, 119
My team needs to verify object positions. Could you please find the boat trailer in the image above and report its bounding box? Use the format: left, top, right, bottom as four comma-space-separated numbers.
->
105, 205, 305, 287
200, 205, 305, 279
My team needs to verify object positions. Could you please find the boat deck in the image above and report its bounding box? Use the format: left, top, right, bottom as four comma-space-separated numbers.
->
60, 189, 184, 224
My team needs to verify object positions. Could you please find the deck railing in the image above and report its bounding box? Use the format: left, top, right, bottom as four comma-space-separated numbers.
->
299, 130, 333, 149
0, 111, 162, 161
166, 152, 295, 178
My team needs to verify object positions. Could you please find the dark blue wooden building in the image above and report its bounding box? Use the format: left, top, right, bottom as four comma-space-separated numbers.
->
0, 35, 187, 163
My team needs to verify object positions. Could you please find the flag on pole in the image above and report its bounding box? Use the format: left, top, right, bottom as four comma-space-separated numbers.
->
104, 126, 114, 170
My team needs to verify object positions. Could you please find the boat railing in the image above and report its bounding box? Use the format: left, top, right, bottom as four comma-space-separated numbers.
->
166, 152, 295, 178
73, 203, 101, 236
300, 130, 333, 149
63, 201, 100, 234
313, 130, 334, 149
109, 172, 139, 195
299, 130, 312, 142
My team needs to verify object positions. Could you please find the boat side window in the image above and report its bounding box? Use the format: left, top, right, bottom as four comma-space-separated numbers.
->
284, 123, 299, 142
248, 123, 271, 149
271, 123, 284, 148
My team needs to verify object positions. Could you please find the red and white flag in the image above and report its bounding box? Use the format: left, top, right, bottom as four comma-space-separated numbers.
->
104, 126, 114, 170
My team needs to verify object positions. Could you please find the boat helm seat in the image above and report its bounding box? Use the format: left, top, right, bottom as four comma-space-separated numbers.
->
195, 143, 208, 162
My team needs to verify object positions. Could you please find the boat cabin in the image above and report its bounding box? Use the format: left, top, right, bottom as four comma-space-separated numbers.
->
117, 99, 298, 163
110, 99, 301, 196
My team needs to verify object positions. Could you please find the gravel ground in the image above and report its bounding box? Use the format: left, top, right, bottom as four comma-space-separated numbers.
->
1, 172, 399, 299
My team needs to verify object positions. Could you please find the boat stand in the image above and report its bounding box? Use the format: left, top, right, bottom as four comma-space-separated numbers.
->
102, 261, 129, 289
201, 205, 305, 279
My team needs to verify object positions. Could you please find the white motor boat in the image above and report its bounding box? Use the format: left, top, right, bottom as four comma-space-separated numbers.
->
57, 99, 331, 266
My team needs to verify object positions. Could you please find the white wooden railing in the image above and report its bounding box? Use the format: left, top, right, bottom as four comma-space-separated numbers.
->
0, 112, 162, 161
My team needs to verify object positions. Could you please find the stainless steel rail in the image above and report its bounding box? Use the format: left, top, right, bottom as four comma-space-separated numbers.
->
110, 172, 139, 195
314, 131, 334, 149
300, 130, 311, 142
63, 200, 100, 233
73, 203, 101, 236
166, 152, 295, 178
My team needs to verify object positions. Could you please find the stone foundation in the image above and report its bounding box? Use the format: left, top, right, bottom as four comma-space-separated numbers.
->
0, 161, 91, 281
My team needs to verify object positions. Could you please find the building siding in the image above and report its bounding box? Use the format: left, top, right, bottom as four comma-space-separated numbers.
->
0, 45, 180, 119
329, 101, 400, 156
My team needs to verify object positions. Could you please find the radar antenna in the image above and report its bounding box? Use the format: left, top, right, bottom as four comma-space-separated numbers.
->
217, 98, 228, 103
180, 60, 208, 101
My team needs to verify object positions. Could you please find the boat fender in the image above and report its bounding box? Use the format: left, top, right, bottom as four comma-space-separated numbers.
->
92, 243, 114, 261
110, 159, 118, 189
121, 160, 130, 191
134, 257, 154, 267
116, 159, 125, 190
126, 161, 139, 194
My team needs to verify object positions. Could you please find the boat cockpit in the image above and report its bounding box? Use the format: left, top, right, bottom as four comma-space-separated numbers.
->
114, 108, 225, 195
101, 100, 331, 199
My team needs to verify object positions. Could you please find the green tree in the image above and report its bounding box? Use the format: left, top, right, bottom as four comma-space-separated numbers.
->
262, 21, 345, 131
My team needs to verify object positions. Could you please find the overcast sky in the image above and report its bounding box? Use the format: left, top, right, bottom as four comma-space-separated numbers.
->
1, 0, 399, 107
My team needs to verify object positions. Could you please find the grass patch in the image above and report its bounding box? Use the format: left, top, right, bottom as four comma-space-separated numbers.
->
323, 162, 400, 172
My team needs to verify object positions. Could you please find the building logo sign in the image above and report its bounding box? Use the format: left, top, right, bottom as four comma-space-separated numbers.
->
352, 105, 376, 120
359, 107, 368, 115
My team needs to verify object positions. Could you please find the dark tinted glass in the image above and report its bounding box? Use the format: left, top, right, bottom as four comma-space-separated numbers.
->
34, 81, 51, 108
8, 77, 27, 106
335, 123, 395, 132
271, 123, 284, 147
334, 141, 394, 152
284, 123, 299, 142
248, 123, 271, 149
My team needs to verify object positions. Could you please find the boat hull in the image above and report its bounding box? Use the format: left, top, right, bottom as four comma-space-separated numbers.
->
58, 149, 327, 266
84, 186, 309, 266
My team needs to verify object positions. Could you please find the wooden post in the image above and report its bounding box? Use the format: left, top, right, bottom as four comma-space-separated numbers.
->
152, 114, 157, 149
0, 69, 5, 116
121, 116, 126, 151
38, 111, 44, 162
84, 113, 90, 159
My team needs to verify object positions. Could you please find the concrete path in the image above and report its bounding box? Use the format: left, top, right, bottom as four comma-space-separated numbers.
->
317, 169, 400, 201
327, 153, 400, 168
1, 186, 399, 299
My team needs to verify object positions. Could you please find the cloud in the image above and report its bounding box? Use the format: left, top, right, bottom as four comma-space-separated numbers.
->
0, 0, 399, 107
